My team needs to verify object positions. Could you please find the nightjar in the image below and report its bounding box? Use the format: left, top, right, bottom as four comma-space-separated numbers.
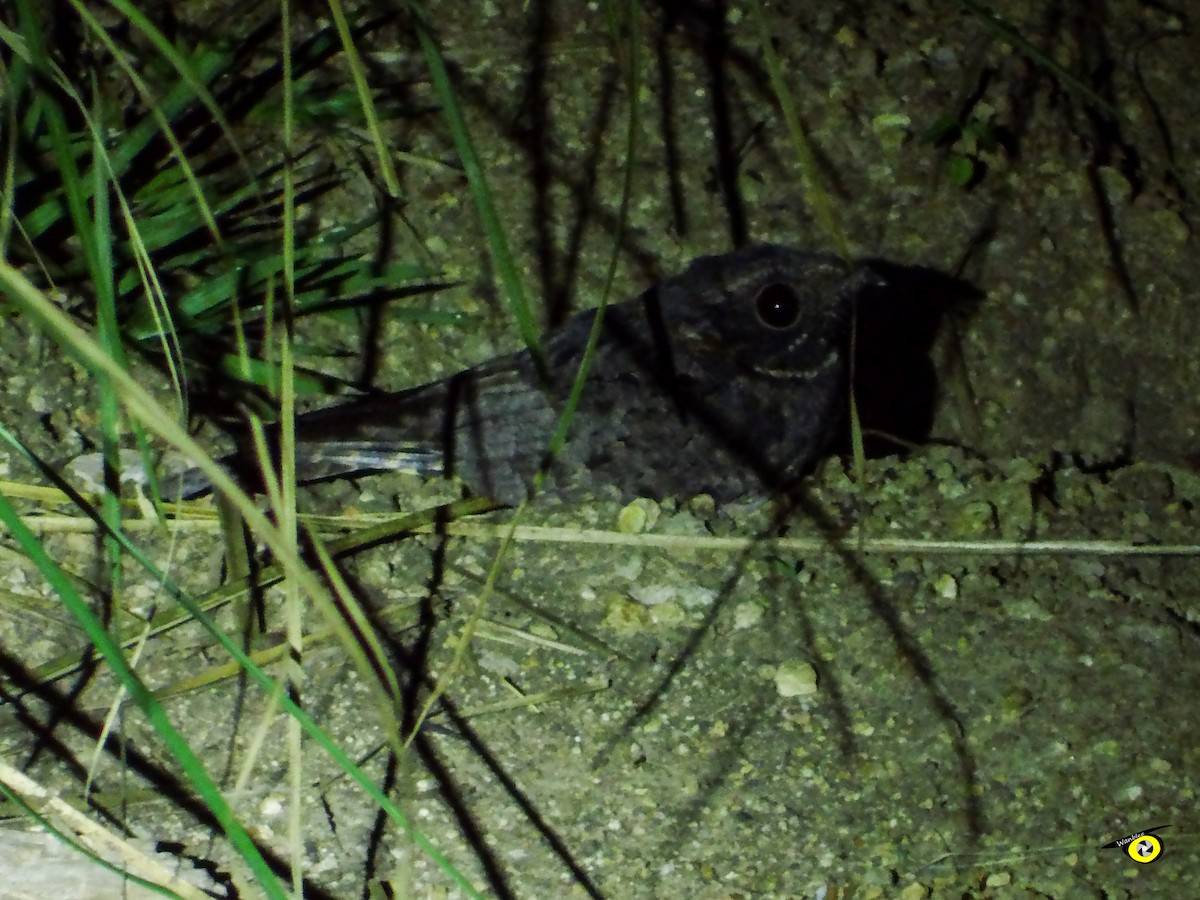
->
171, 244, 879, 504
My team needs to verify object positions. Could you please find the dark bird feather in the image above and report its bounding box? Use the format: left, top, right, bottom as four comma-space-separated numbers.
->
170, 244, 879, 504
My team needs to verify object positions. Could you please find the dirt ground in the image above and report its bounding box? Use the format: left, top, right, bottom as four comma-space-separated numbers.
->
1, 1, 1198, 897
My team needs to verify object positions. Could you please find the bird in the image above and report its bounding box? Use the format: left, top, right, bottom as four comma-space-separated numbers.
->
167, 244, 880, 505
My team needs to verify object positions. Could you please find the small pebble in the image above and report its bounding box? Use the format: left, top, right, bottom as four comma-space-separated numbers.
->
774, 660, 818, 698
935, 573, 958, 600
617, 497, 660, 534
733, 601, 764, 630
603, 594, 650, 634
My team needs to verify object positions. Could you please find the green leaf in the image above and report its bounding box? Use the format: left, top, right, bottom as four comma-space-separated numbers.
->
947, 153, 976, 187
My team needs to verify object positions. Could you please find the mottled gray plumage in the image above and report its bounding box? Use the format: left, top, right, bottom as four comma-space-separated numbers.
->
176, 245, 877, 504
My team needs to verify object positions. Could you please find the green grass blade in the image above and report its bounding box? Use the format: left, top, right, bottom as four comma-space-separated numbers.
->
326, 0, 401, 197
0, 423, 484, 896
0, 256, 481, 890
748, 0, 849, 259
406, 0, 544, 371
0, 482, 288, 900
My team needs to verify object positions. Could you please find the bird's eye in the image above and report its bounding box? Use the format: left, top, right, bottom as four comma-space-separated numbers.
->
754, 282, 802, 329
